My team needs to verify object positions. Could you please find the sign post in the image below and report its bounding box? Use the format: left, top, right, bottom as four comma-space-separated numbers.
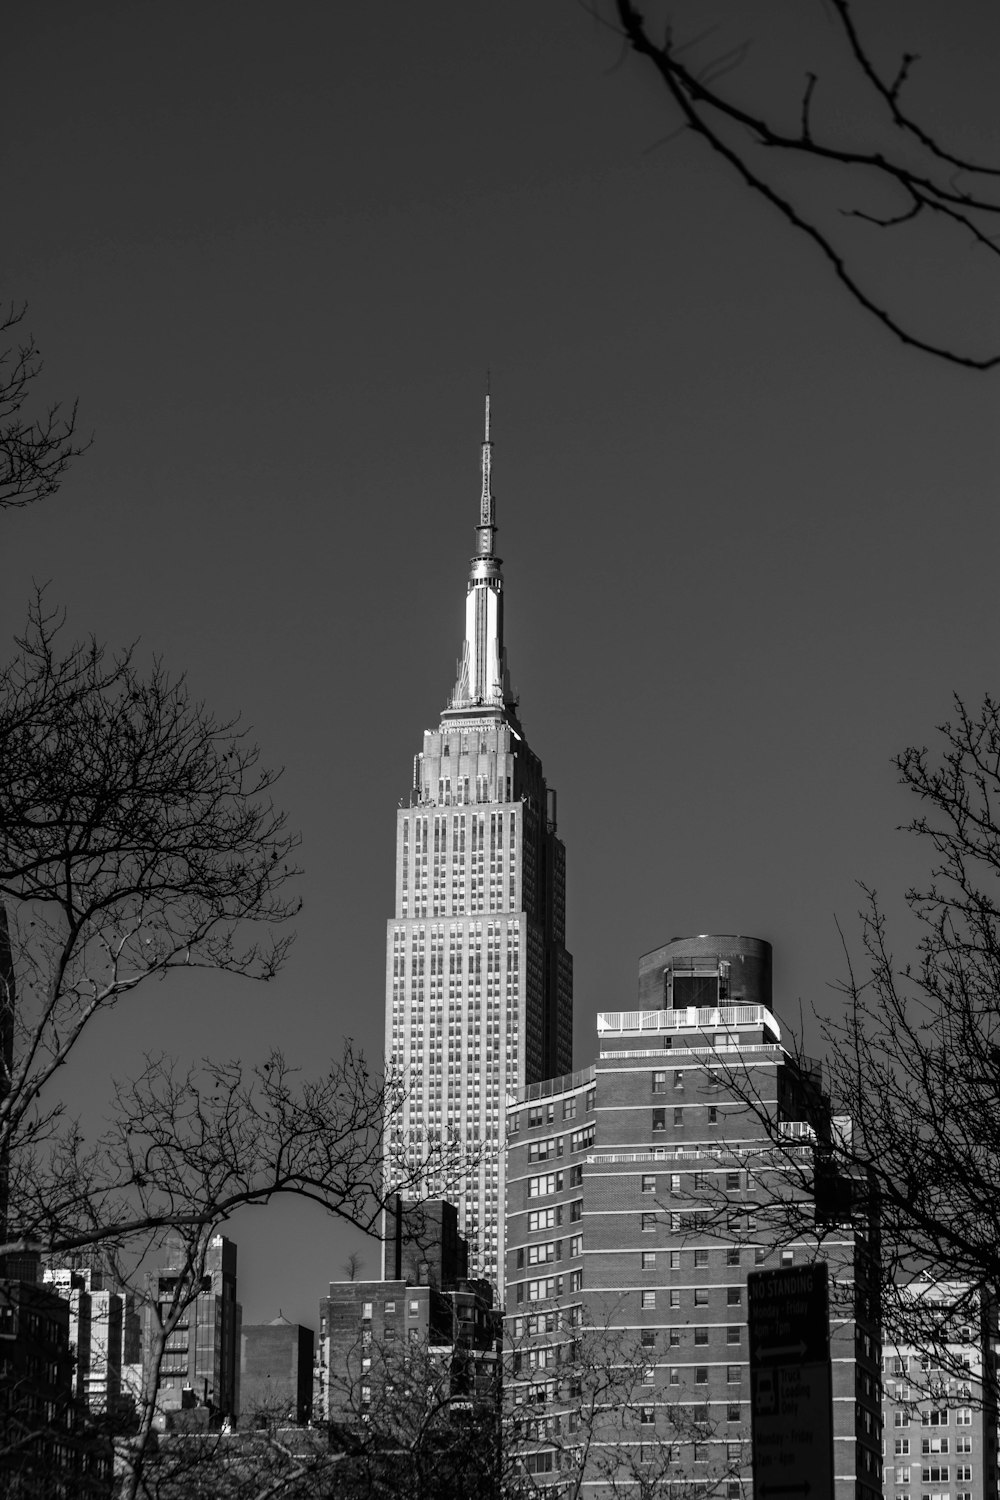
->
748, 1262, 835, 1500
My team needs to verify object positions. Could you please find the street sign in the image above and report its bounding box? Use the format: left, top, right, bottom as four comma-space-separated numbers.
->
748, 1263, 834, 1500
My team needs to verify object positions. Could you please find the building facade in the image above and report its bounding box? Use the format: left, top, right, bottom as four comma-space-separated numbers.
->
384, 399, 572, 1291
506, 935, 882, 1500
317, 1200, 500, 1431
43, 1264, 127, 1416
882, 1282, 998, 1500
0, 1260, 113, 1495
142, 1234, 241, 1425
241, 1316, 314, 1427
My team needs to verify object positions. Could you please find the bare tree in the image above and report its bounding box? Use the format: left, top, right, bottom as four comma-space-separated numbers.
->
0, 598, 474, 1493
684, 695, 1000, 1404
609, 1, 1000, 369
344, 1252, 364, 1283
505, 1314, 745, 1499
0, 304, 87, 510
0, 592, 299, 1173
819, 696, 1000, 1337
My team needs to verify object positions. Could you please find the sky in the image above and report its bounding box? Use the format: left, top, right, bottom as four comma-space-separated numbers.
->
5, 2, 1000, 1328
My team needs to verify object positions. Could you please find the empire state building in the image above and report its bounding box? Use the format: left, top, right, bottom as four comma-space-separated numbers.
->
383, 399, 572, 1292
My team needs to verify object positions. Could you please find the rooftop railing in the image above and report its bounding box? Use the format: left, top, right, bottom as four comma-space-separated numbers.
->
596, 1004, 781, 1040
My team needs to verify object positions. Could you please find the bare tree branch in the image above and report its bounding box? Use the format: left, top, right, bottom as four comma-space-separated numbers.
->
0, 303, 89, 510
610, 1, 1000, 368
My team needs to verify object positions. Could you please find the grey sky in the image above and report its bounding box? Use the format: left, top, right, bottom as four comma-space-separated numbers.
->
5, 2, 999, 1324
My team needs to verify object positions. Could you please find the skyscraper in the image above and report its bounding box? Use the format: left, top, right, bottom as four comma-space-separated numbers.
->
384, 399, 572, 1291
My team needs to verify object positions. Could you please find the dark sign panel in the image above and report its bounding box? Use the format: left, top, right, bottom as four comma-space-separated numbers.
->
748, 1263, 834, 1500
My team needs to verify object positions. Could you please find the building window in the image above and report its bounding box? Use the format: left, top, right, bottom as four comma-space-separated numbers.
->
709, 1106, 718, 1123
362, 1302, 373, 1320
726, 1171, 741, 1190
728, 1442, 741, 1460
673, 1071, 684, 1090
781, 1248, 794, 1266
694, 1288, 709, 1306
528, 1209, 556, 1232
727, 1288, 742, 1306
695, 1327, 708, 1345
755, 1247, 766, 1264
641, 1291, 656, 1310
652, 1109, 666, 1131
641, 1213, 657, 1232
641, 1174, 656, 1194
727, 1402, 741, 1421
673, 1107, 683, 1126
669, 1329, 680, 1347
895, 1440, 910, 1456
642, 1366, 655, 1386
528, 1172, 563, 1198
727, 1327, 741, 1345
642, 1252, 656, 1270
640, 1406, 655, 1425
727, 1365, 742, 1383
694, 1248, 709, 1267
894, 1468, 910, 1484
895, 1411, 911, 1426
695, 1367, 709, 1384
669, 1288, 680, 1308
641, 1330, 656, 1348
727, 1247, 740, 1266
652, 1070, 667, 1092
669, 1250, 680, 1269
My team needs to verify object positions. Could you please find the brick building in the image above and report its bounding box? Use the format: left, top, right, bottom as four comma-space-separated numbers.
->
240, 1315, 314, 1426
142, 1234, 241, 1426
316, 1199, 499, 1432
505, 934, 882, 1500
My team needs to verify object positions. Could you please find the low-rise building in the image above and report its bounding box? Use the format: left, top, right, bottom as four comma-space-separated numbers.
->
241, 1315, 314, 1426
316, 1198, 500, 1438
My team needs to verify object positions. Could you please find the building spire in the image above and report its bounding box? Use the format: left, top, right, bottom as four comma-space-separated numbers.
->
479, 388, 494, 531
446, 391, 515, 719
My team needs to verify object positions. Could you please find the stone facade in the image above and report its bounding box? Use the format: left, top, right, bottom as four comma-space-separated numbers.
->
384, 401, 571, 1292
